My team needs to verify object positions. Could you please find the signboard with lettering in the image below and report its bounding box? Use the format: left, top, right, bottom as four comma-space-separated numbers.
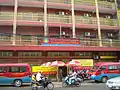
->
73, 59, 94, 66
40, 38, 80, 46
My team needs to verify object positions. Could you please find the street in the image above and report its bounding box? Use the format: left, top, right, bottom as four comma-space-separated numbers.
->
0, 82, 109, 90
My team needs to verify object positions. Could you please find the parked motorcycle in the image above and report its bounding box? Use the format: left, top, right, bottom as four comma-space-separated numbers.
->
77, 70, 89, 81
62, 75, 82, 87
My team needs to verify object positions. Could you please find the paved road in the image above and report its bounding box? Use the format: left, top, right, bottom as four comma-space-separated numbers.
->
0, 82, 109, 90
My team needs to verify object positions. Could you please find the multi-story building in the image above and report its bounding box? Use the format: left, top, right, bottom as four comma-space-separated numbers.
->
0, 0, 120, 65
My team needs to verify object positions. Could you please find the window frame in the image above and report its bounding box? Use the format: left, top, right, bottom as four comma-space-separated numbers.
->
8, 66, 27, 73
108, 65, 117, 70
0, 66, 7, 73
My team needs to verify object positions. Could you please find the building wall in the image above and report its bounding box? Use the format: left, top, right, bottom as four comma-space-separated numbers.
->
0, 26, 13, 34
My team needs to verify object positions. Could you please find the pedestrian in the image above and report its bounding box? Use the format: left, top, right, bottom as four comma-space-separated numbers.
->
59, 68, 63, 82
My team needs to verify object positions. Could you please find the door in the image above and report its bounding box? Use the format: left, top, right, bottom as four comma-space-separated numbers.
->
117, 65, 120, 76
0, 66, 7, 84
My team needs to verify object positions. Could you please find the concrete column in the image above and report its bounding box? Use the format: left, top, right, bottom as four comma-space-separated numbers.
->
44, 0, 48, 36
60, 25, 62, 37
71, 0, 76, 38
12, 0, 18, 45
95, 0, 102, 47
114, 0, 120, 39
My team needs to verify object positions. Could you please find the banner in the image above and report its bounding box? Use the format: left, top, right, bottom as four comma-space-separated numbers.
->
100, 56, 117, 59
32, 66, 57, 73
72, 59, 93, 66
40, 38, 80, 46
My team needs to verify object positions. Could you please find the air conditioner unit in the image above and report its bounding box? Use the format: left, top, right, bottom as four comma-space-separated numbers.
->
62, 31, 66, 35
56, 12, 65, 15
108, 33, 113, 37
108, 33, 114, 39
85, 32, 91, 36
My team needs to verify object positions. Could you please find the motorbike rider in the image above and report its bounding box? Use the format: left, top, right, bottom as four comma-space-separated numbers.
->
32, 73, 36, 81
69, 70, 77, 85
36, 72, 43, 84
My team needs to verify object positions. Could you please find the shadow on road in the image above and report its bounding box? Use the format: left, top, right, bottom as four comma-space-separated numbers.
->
0, 85, 30, 87
84, 80, 102, 84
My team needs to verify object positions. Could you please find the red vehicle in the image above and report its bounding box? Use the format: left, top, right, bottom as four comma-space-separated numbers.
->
89, 62, 120, 83
0, 63, 31, 87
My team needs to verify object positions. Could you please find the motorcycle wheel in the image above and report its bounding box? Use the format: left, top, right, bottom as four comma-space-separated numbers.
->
32, 87, 38, 90
62, 82, 68, 87
76, 82, 81, 87
47, 83, 54, 90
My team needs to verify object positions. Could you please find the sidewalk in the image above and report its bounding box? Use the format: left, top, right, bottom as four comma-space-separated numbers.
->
53, 82, 62, 88
52, 81, 103, 88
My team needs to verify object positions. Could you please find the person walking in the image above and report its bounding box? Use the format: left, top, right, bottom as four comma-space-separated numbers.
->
59, 68, 63, 82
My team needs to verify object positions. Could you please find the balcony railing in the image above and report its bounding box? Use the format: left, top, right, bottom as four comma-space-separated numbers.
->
47, 0, 71, 4
47, 14, 72, 23
0, 12, 118, 26
18, 0, 44, 2
0, 12, 14, 20
75, 16, 97, 24
0, 36, 120, 47
100, 18, 118, 26
74, 0, 95, 6
17, 12, 44, 22
98, 1, 116, 9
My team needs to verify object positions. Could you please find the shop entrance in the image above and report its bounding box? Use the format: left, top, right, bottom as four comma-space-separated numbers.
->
58, 66, 67, 81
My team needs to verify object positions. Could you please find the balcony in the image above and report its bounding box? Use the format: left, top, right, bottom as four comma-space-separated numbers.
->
47, 0, 71, 4
75, 16, 118, 30
0, 0, 14, 6
75, 16, 97, 24
17, 12, 44, 26
17, 12, 44, 21
0, 12, 14, 20
75, 16, 97, 29
74, 0, 96, 12
74, 0, 95, 6
0, 12, 118, 29
100, 18, 118, 30
47, 14, 72, 27
0, 36, 120, 48
98, 1, 116, 9
0, 12, 13, 25
18, 0, 44, 7
98, 1, 116, 14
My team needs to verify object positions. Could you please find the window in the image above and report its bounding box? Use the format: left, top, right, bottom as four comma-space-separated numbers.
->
8, 66, 27, 73
75, 52, 92, 56
0, 67, 6, 73
99, 52, 116, 56
100, 66, 106, 70
18, 52, 42, 56
48, 52, 69, 56
0, 52, 13, 56
108, 65, 117, 70
118, 65, 120, 70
